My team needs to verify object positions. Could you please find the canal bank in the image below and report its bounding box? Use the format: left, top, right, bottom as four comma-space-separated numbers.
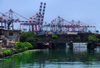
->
0, 48, 33, 58
0, 41, 35, 58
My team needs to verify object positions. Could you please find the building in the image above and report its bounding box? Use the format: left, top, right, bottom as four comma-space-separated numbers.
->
0, 26, 21, 48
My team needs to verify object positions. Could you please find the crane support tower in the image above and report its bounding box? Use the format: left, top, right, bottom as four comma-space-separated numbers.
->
20, 2, 46, 32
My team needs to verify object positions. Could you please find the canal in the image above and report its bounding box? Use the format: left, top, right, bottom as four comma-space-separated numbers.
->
0, 43, 100, 68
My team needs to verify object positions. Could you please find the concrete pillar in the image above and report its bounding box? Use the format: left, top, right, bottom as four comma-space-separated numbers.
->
69, 41, 73, 49
49, 41, 52, 49
87, 41, 96, 50
90, 41, 95, 49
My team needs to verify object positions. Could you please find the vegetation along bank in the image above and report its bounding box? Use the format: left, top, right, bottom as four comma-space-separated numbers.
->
0, 31, 38, 58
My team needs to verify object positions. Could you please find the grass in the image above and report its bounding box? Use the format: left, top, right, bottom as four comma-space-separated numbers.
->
0, 49, 2, 50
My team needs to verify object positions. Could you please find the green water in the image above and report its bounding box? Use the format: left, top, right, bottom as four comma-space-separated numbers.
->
0, 48, 100, 68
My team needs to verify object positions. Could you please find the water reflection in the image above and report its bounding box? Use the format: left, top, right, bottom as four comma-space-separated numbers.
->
0, 48, 100, 68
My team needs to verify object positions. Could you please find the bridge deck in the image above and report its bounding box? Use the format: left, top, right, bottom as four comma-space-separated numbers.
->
36, 34, 100, 43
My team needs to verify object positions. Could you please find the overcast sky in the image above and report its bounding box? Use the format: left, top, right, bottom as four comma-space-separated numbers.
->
0, 0, 100, 32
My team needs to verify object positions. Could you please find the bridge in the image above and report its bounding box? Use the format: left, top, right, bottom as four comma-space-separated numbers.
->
36, 33, 100, 49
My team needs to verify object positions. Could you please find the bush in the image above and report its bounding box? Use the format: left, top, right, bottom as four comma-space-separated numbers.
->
24, 42, 33, 49
15, 42, 22, 49
15, 49, 19, 53
52, 34, 57, 39
15, 41, 33, 52
88, 34, 99, 41
3, 50, 11, 55
10, 48, 14, 51
25, 47, 28, 50
78, 36, 80, 39
22, 48, 25, 51
7, 50, 11, 55
15, 42, 25, 49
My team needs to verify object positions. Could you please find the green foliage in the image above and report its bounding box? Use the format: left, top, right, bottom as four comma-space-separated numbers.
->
20, 32, 37, 46
14, 41, 33, 52
24, 42, 33, 49
88, 34, 99, 41
52, 34, 57, 39
15, 49, 19, 53
3, 50, 8, 55
68, 42, 70, 45
85, 42, 90, 46
25, 47, 28, 50
15, 42, 24, 49
3, 50, 11, 55
85, 43, 88, 45
10, 48, 14, 51
22, 47, 26, 51
78, 36, 80, 39
0, 53, 3, 57
3, 49, 4, 52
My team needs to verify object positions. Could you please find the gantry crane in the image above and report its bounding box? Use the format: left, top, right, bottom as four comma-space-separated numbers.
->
44, 16, 95, 32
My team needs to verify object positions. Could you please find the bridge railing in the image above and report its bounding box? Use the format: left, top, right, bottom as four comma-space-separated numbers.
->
37, 38, 89, 43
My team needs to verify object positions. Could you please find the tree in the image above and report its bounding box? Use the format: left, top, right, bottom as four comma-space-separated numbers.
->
20, 31, 38, 46
88, 34, 99, 42
52, 34, 57, 39
87, 34, 99, 49
78, 36, 80, 39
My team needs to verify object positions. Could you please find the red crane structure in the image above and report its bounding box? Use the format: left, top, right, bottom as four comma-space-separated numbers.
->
20, 2, 46, 32
0, 2, 96, 33
0, 9, 19, 30
0, 2, 46, 32
0, 9, 34, 30
44, 16, 95, 32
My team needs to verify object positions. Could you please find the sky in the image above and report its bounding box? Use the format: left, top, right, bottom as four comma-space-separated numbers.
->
0, 0, 100, 32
